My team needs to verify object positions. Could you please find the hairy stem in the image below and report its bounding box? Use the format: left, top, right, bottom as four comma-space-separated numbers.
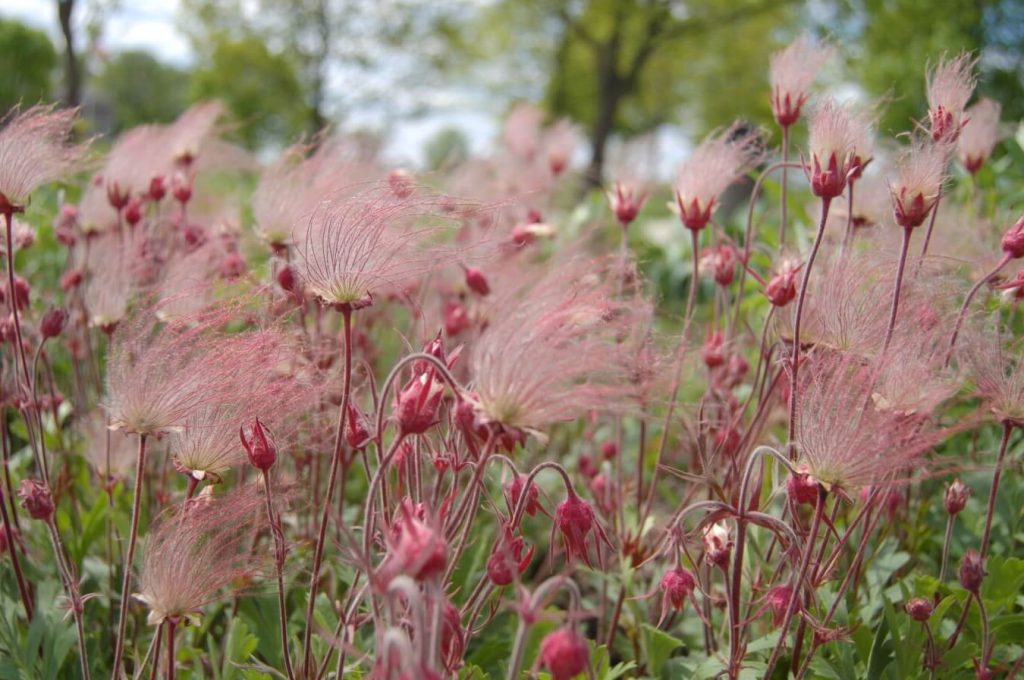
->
112, 433, 147, 679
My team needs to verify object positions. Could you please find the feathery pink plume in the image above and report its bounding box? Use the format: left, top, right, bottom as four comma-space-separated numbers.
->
0, 105, 88, 213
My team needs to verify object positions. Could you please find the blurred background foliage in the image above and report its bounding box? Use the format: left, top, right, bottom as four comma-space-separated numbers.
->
1, 0, 1023, 182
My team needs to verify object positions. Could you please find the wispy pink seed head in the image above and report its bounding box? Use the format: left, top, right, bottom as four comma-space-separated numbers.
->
807, 99, 856, 199
543, 119, 580, 175
502, 103, 545, 161
958, 98, 1002, 173
889, 140, 948, 229
926, 52, 977, 143
674, 123, 763, 231
769, 35, 834, 128
0, 105, 88, 213
606, 180, 648, 227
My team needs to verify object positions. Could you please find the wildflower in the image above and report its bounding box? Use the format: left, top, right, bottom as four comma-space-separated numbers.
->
958, 549, 985, 594
543, 120, 580, 175
806, 99, 855, 200
600, 441, 618, 460
702, 330, 726, 368
554, 492, 611, 568
345, 403, 372, 450
40, 308, 67, 340
958, 98, 1002, 173
1001, 214, 1024, 259
944, 479, 970, 515
657, 566, 696, 623
240, 418, 277, 472
765, 259, 801, 307
539, 627, 589, 680
673, 123, 762, 231
469, 255, 642, 435
463, 265, 491, 296
505, 474, 543, 517
606, 180, 647, 227
961, 320, 1024, 426
787, 472, 819, 506
926, 53, 977, 143
294, 187, 447, 310
905, 597, 934, 622
486, 525, 533, 586
0, 105, 87, 216
708, 245, 737, 286
380, 499, 447, 583
442, 299, 470, 336
502, 103, 544, 160
17, 479, 54, 520
889, 141, 947, 229
393, 334, 459, 436
134, 485, 266, 626
769, 35, 833, 128
702, 521, 732, 568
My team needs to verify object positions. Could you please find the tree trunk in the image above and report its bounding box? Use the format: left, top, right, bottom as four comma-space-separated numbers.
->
57, 0, 80, 107
584, 43, 622, 190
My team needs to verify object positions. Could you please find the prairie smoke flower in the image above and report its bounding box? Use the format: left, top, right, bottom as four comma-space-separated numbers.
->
794, 354, 947, 493
502, 103, 544, 160
702, 521, 732, 568
543, 119, 580, 175
806, 99, 856, 200
554, 492, 611, 568
379, 499, 447, 583
0, 105, 87, 215
294, 188, 447, 309
765, 258, 801, 307
904, 597, 934, 622
961, 320, 1024, 426
657, 566, 696, 623
82, 234, 135, 331
606, 180, 647, 227
958, 549, 985, 594
134, 485, 266, 625
539, 627, 589, 680
958, 98, 1002, 174
462, 265, 490, 296
673, 123, 762, 231
926, 53, 977, 143
769, 35, 834, 128
468, 256, 640, 434
889, 141, 948, 229
486, 525, 533, 586
847, 106, 876, 179
17, 479, 54, 520
105, 304, 254, 436
944, 479, 970, 515
80, 413, 136, 486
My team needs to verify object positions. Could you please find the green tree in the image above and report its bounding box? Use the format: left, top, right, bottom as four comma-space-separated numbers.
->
0, 18, 57, 113
92, 51, 188, 132
188, 35, 309, 148
424, 126, 469, 171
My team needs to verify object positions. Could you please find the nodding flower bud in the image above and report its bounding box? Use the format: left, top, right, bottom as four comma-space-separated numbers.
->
539, 627, 589, 680
765, 585, 795, 626
277, 265, 298, 293
712, 246, 737, 286
702, 330, 726, 368
555, 493, 601, 566
1001, 215, 1024, 259
442, 300, 470, 337
660, 566, 696, 611
958, 549, 985, 594
239, 418, 277, 472
787, 472, 819, 506
345, 403, 371, 450
148, 175, 167, 202
944, 479, 970, 516
40, 308, 67, 339
506, 474, 542, 517
17, 479, 54, 520
3, 275, 30, 310
486, 526, 533, 586
600, 441, 618, 461
60, 268, 84, 293
765, 262, 801, 307
463, 266, 491, 296
904, 597, 933, 622
702, 521, 733, 568
386, 499, 447, 582
124, 198, 143, 227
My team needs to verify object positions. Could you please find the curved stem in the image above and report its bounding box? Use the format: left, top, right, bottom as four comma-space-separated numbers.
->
786, 198, 832, 457
763, 486, 826, 679
946, 254, 1011, 364
112, 433, 147, 680
301, 306, 354, 677
0, 484, 32, 620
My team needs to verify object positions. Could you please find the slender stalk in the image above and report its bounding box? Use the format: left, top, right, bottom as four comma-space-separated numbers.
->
641, 227, 701, 526
46, 518, 90, 679
779, 126, 790, 245
263, 470, 294, 680
763, 486, 826, 679
939, 514, 955, 583
112, 433, 148, 680
165, 619, 176, 680
301, 306, 354, 677
787, 198, 832, 457
946, 254, 1011, 364
882, 226, 913, 352
841, 179, 856, 254
980, 421, 1013, 558
917, 190, 942, 264
0, 485, 31, 619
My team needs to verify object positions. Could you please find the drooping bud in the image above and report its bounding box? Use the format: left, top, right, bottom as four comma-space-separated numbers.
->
765, 262, 800, 307
787, 472, 819, 506
904, 597, 933, 622
539, 627, 589, 680
702, 521, 733, 568
958, 549, 985, 594
702, 330, 726, 368
385, 499, 447, 582
443, 300, 470, 336
659, 566, 696, 611
239, 418, 277, 472
765, 585, 795, 626
1000, 215, 1024, 259
944, 479, 970, 515
505, 474, 542, 517
600, 441, 618, 461
3, 275, 30, 310
712, 245, 737, 286
17, 479, 54, 520
40, 308, 67, 339
555, 493, 598, 566
277, 265, 298, 293
486, 527, 533, 586
463, 265, 491, 296
345, 403, 371, 450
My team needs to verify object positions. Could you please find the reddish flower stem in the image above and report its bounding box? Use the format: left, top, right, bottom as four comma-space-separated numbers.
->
882, 226, 914, 352
946, 254, 1011, 364
0, 484, 32, 619
263, 470, 295, 680
112, 432, 147, 679
980, 421, 1013, 558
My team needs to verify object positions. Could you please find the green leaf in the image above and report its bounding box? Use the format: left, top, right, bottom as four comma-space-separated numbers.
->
865, 613, 891, 680
640, 623, 684, 676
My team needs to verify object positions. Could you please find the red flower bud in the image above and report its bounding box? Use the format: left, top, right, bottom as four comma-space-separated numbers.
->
702, 521, 732, 568
60, 268, 84, 292
345, 403, 371, 450
539, 627, 589, 680
944, 479, 970, 515
702, 330, 726, 368
124, 198, 143, 227
506, 474, 542, 517
765, 585, 795, 626
904, 597, 933, 622
106, 182, 130, 210
148, 175, 167, 202
600, 441, 618, 460
442, 300, 470, 336
172, 173, 192, 204
1001, 215, 1024, 259
787, 472, 819, 506
958, 549, 985, 594
765, 266, 800, 307
660, 566, 696, 611
239, 418, 277, 471
486, 527, 533, 586
464, 266, 490, 296
40, 308, 67, 339
17, 479, 54, 520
